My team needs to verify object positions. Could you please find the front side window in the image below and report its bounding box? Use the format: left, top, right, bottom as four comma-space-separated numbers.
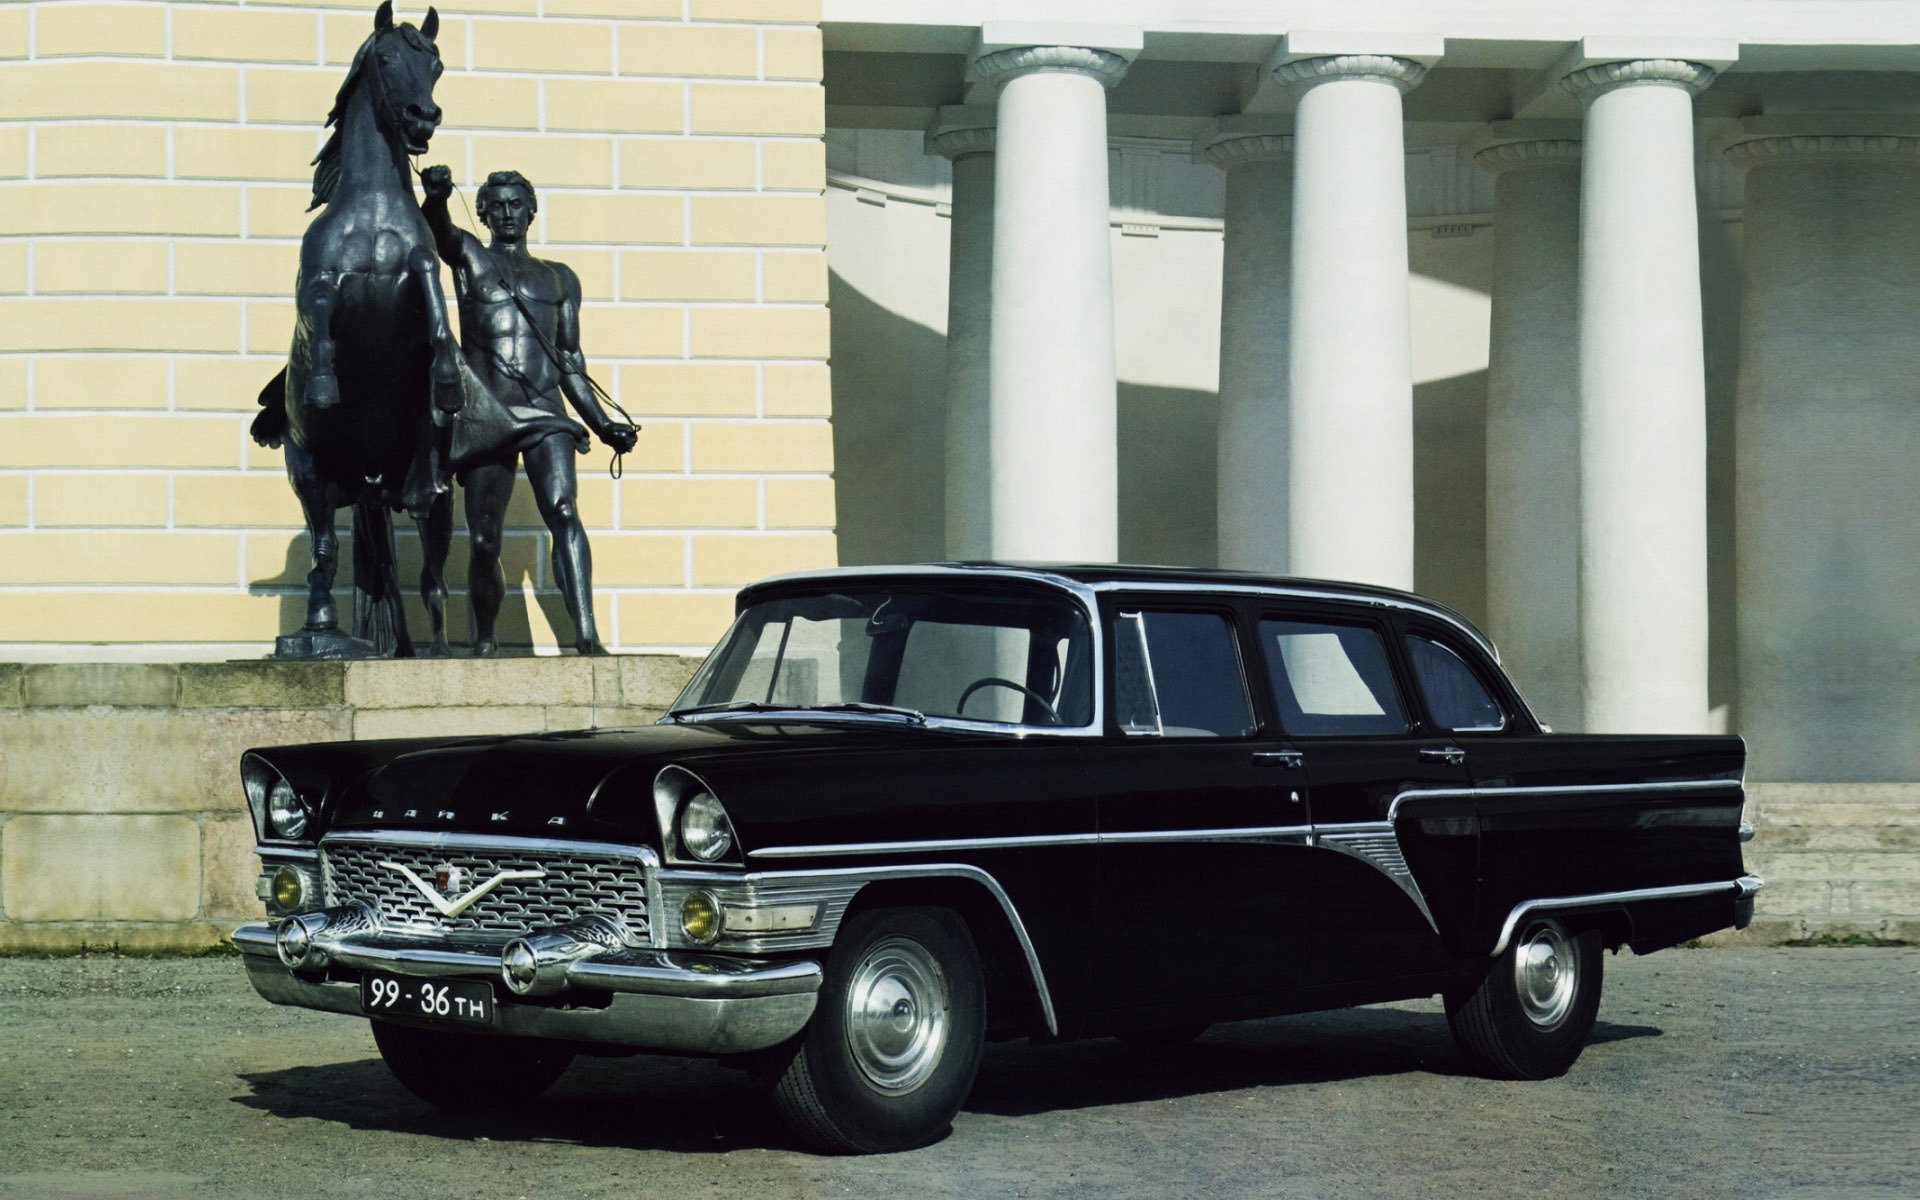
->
674, 587, 1094, 728
1260, 618, 1408, 736
1406, 635, 1505, 732
1113, 610, 1254, 738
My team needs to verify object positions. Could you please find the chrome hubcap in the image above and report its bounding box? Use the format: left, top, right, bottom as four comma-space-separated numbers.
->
1513, 921, 1576, 1029
845, 935, 949, 1094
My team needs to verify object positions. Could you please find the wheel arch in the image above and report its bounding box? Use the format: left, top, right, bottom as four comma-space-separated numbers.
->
840, 872, 1057, 1040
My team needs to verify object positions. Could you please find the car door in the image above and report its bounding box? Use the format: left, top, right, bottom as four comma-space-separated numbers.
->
1248, 605, 1475, 984
1091, 596, 1313, 1020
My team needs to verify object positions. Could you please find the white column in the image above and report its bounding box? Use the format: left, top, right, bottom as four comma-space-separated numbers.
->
1473, 133, 1584, 730
1278, 55, 1424, 589
927, 115, 997, 561
1200, 124, 1294, 574
1564, 60, 1716, 734
977, 45, 1129, 562
1723, 120, 1920, 781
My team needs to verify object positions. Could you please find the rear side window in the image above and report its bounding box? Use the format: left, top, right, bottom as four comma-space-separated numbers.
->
1406, 636, 1505, 732
1113, 610, 1254, 738
1260, 619, 1408, 736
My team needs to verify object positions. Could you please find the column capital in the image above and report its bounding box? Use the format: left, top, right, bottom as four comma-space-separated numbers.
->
926, 106, 997, 161
1194, 117, 1293, 169
973, 44, 1131, 90
1274, 54, 1427, 93
1717, 115, 1920, 168
1561, 58, 1716, 102
1463, 120, 1582, 173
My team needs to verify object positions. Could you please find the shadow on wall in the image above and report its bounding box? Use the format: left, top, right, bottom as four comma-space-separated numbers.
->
250, 517, 559, 650
1415, 370, 1488, 625
1699, 203, 1742, 729
828, 268, 1221, 568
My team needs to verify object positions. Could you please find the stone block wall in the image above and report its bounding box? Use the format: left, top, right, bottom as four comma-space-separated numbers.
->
1723, 782, 1920, 944
0, 655, 698, 951
0, 0, 835, 658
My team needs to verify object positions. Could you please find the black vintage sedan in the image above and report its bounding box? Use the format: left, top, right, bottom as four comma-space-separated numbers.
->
235, 564, 1760, 1152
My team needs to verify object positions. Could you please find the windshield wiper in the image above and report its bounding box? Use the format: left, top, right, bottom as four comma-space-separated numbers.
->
667, 700, 792, 720
809, 702, 927, 724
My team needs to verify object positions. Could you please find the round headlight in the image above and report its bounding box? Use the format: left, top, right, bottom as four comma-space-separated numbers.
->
267, 778, 308, 840
680, 890, 721, 944
678, 792, 733, 862
270, 866, 306, 911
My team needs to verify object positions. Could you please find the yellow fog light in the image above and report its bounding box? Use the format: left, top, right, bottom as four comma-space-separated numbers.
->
271, 866, 307, 911
680, 890, 721, 944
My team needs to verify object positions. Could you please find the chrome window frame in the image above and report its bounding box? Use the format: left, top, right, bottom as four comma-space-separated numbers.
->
685, 564, 1536, 738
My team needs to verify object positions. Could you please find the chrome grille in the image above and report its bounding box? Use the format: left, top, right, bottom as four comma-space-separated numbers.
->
321, 838, 650, 942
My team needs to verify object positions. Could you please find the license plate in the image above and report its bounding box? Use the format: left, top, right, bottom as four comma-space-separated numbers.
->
360, 971, 494, 1026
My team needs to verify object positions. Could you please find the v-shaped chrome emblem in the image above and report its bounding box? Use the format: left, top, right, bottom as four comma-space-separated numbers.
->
378, 860, 546, 918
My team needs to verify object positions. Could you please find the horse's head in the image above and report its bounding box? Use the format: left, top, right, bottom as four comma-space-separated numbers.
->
351, 2, 444, 156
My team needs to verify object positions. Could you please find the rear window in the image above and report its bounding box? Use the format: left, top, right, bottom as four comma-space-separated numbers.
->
1406, 635, 1505, 732
1260, 619, 1408, 736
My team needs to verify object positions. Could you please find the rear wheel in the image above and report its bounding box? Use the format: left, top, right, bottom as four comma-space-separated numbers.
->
1446, 917, 1603, 1080
370, 1019, 574, 1110
767, 906, 985, 1153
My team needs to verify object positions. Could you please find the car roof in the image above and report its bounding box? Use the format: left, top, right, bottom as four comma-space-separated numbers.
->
742, 561, 1498, 660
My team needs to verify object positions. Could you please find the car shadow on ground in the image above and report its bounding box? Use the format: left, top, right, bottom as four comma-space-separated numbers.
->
232, 1008, 1662, 1152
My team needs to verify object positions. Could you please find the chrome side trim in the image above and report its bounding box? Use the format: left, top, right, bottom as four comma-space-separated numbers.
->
1386, 778, 1742, 822
1096, 826, 1312, 845
1315, 828, 1437, 931
1490, 877, 1762, 957
751, 833, 1101, 858
749, 862, 1063, 1037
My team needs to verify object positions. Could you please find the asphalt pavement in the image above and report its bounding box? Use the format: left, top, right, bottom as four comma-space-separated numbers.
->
0, 948, 1913, 1199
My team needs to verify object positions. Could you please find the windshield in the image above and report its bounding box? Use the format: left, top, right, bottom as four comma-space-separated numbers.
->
672, 586, 1095, 729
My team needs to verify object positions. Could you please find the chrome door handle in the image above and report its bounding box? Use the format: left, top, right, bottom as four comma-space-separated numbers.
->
1419, 746, 1467, 766
1253, 750, 1304, 767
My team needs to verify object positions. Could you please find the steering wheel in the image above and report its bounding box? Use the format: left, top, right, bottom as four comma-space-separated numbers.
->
956, 677, 1061, 725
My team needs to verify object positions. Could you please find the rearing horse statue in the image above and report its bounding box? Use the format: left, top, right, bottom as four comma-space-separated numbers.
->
252, 2, 456, 658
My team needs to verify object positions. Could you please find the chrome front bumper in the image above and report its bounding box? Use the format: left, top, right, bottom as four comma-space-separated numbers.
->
233, 920, 822, 1055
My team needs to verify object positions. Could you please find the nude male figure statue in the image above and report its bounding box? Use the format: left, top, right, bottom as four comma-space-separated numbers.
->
420, 164, 637, 655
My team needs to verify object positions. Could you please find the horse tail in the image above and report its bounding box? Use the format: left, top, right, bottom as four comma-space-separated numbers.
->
251, 369, 289, 449
350, 499, 415, 659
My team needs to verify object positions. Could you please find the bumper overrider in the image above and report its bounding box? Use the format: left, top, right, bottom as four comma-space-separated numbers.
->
233, 905, 822, 1055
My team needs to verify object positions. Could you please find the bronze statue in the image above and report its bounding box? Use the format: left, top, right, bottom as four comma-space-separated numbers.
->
420, 165, 638, 655
250, 2, 457, 658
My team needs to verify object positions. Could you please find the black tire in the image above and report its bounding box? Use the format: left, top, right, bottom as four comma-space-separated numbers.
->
767, 906, 986, 1154
1446, 917, 1603, 1080
370, 1019, 574, 1110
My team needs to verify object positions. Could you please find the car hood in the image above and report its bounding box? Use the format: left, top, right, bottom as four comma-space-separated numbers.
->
299, 717, 997, 843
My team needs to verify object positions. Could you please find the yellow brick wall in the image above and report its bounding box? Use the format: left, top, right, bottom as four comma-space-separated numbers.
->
0, 0, 834, 656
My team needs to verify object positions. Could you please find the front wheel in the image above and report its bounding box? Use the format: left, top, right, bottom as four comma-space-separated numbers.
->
767, 906, 985, 1153
1446, 917, 1603, 1080
370, 1019, 574, 1110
